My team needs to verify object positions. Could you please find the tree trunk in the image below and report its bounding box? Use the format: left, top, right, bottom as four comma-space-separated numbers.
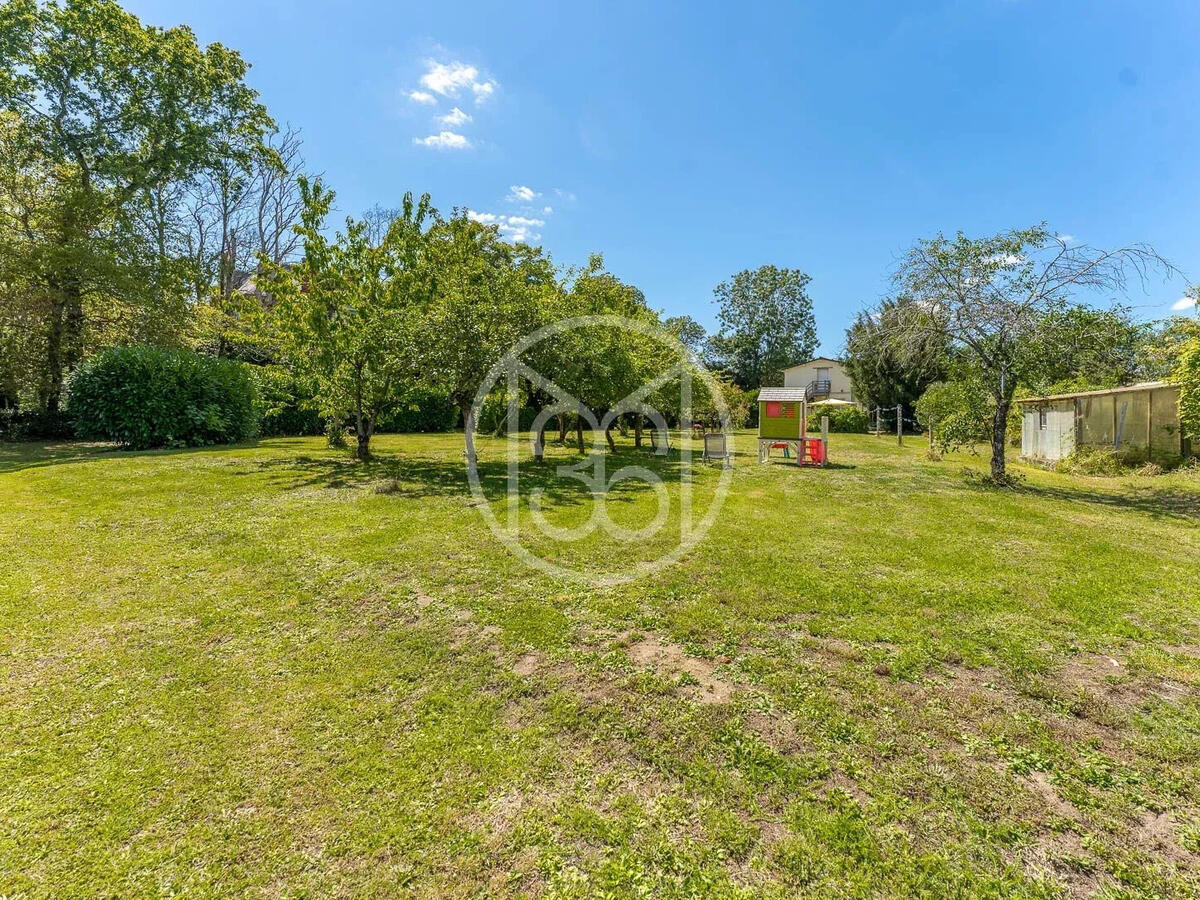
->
463, 403, 478, 467
634, 413, 643, 448
557, 413, 567, 443
41, 298, 67, 414
354, 403, 370, 461
575, 416, 585, 454
990, 399, 1010, 481
534, 420, 546, 461
605, 421, 616, 452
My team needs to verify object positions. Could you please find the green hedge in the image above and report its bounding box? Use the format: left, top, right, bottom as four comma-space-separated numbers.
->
807, 404, 869, 433
68, 346, 258, 449
377, 388, 458, 433
250, 365, 323, 437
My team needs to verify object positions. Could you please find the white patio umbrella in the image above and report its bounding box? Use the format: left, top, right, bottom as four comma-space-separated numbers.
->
808, 398, 855, 406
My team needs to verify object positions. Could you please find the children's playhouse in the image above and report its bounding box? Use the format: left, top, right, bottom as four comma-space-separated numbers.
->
756, 387, 826, 466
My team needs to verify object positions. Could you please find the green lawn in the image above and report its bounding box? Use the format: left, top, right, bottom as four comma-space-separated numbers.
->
1, 432, 1198, 898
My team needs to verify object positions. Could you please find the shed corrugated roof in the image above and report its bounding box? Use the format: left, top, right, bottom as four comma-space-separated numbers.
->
1017, 381, 1177, 405
757, 388, 808, 402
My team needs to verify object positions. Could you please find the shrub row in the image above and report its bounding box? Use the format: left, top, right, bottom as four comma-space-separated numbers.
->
68, 346, 259, 449
807, 404, 869, 433
46, 346, 462, 449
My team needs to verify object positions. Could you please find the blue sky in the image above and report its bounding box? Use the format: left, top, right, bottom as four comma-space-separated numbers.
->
129, 0, 1199, 355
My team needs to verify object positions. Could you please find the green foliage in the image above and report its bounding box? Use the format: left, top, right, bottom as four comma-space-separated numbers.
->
1019, 306, 1145, 395
376, 388, 458, 433
1176, 337, 1200, 444
844, 297, 947, 419
259, 179, 432, 460
419, 212, 558, 460
1138, 312, 1200, 381
662, 314, 708, 356
1054, 447, 1135, 477
0, 0, 273, 412
807, 404, 869, 433
67, 346, 257, 448
893, 224, 1170, 480
249, 365, 322, 437
0, 406, 74, 441
915, 380, 991, 453
474, 390, 536, 436
709, 265, 817, 388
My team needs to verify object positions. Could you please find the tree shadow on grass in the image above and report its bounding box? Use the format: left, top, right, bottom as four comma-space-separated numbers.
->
0, 439, 265, 476
246, 445, 694, 510
1014, 482, 1200, 523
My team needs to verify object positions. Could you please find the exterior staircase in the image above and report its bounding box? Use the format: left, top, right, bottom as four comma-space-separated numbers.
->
804, 379, 832, 402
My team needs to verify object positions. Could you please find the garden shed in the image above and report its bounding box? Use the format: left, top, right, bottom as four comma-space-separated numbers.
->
1018, 382, 1186, 465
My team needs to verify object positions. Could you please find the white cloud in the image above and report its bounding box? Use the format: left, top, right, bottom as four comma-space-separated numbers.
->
412, 131, 472, 150
542, 205, 553, 214
554, 188, 577, 202
408, 90, 436, 105
507, 184, 539, 203
439, 106, 472, 126
1056, 233, 1076, 244
419, 60, 497, 105
1172, 296, 1196, 312
468, 209, 545, 243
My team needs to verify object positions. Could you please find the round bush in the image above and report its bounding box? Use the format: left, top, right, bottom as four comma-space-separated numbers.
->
68, 346, 258, 449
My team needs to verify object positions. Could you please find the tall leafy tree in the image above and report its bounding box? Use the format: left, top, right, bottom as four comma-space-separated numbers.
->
421, 212, 556, 464
889, 225, 1171, 481
844, 296, 947, 419
0, 0, 272, 411
709, 265, 817, 388
1017, 306, 1145, 394
260, 178, 432, 461
663, 314, 708, 357
551, 256, 657, 452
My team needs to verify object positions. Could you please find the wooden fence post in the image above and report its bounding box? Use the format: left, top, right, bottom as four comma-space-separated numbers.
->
896, 404, 903, 446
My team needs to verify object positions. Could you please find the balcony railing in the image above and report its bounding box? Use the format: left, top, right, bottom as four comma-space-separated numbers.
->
805, 380, 832, 402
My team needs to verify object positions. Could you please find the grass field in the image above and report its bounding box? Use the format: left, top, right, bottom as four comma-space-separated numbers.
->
1, 431, 1199, 898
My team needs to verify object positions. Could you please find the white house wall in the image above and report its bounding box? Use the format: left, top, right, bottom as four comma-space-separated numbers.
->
781, 360, 855, 402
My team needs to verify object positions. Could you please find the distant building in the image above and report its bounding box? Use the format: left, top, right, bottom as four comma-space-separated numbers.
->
782, 357, 855, 404
1018, 382, 1187, 464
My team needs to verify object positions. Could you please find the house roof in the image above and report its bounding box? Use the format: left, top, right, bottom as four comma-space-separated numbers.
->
782, 357, 842, 371
757, 387, 808, 402
1017, 381, 1177, 405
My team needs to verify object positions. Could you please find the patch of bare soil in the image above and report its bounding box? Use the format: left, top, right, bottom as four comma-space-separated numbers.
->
1132, 809, 1194, 868
822, 771, 871, 807
1019, 830, 1101, 900
743, 711, 811, 755
1060, 653, 1193, 714
512, 652, 541, 677
1024, 770, 1080, 822
626, 635, 734, 704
